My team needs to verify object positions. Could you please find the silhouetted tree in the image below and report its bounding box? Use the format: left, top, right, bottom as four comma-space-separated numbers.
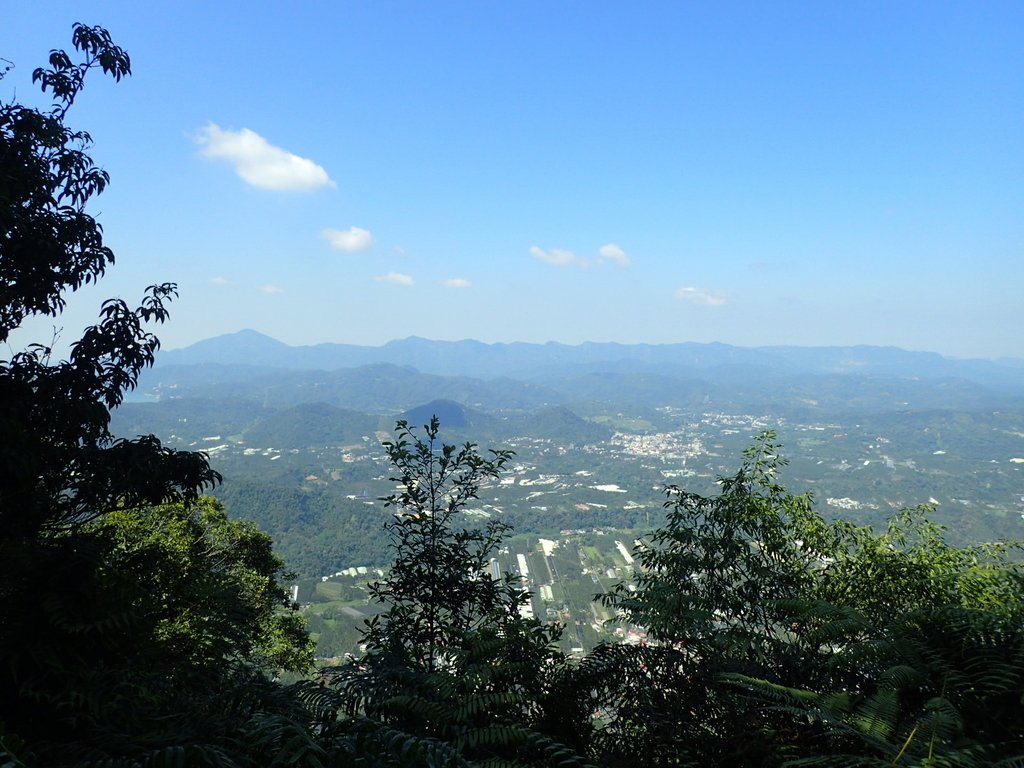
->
313, 417, 591, 767
0, 25, 318, 767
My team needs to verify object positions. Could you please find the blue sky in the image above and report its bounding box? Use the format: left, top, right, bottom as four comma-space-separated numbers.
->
4, 2, 1022, 358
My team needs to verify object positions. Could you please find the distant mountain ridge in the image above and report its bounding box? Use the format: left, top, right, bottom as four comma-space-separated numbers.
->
156, 330, 1024, 389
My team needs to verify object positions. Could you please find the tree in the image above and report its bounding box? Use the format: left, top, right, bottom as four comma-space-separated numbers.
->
92, 498, 313, 674
316, 417, 590, 767
3, 499, 317, 767
586, 432, 833, 766
746, 605, 1024, 767
0, 25, 315, 767
584, 433, 1024, 767
748, 508, 1024, 766
0, 24, 219, 544
1, 23, 129, 343
818, 505, 1024, 624
365, 416, 521, 669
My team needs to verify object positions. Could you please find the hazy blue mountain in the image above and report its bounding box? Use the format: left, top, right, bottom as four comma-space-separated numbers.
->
164, 329, 293, 367
134, 332, 1024, 427
758, 345, 1024, 389
155, 331, 1024, 389
139, 362, 566, 414
156, 332, 793, 378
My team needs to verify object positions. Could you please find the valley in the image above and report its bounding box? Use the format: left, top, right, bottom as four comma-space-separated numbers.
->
112, 334, 1024, 658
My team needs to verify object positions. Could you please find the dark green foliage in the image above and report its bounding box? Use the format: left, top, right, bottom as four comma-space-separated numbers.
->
214, 479, 395, 577
0, 25, 321, 767
319, 418, 591, 767
732, 606, 1024, 767
0, 25, 219, 543
92, 498, 313, 673
587, 433, 826, 765
604, 432, 827, 648
365, 417, 520, 666
0, 321, 220, 540
583, 432, 1024, 767
818, 506, 1024, 624
0, 497, 318, 766
0, 24, 129, 342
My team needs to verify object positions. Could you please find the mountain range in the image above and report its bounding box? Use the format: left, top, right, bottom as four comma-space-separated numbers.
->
114, 330, 1024, 578
154, 330, 1024, 390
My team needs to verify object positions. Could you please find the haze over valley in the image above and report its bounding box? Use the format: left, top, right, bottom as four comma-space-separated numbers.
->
111, 330, 1024, 655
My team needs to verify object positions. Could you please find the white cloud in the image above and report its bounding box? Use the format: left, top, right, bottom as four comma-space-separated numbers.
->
375, 272, 414, 286
441, 278, 471, 289
674, 286, 726, 306
598, 243, 630, 267
208, 276, 231, 285
530, 245, 584, 267
258, 284, 285, 294
321, 226, 374, 253
196, 123, 334, 191
531, 243, 631, 268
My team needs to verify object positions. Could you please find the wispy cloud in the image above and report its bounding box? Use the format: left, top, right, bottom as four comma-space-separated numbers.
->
598, 243, 630, 267
258, 284, 285, 294
321, 226, 374, 252
375, 272, 414, 286
196, 123, 334, 191
441, 277, 471, 289
674, 286, 726, 306
530, 246, 585, 267
208, 276, 231, 285
531, 243, 631, 268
